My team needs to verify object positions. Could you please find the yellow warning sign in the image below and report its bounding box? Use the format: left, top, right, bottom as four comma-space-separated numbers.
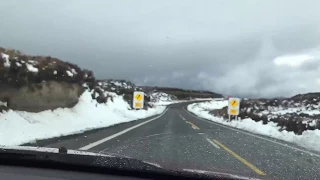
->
135, 94, 143, 101
133, 91, 144, 109
135, 102, 142, 108
228, 97, 240, 116
230, 99, 239, 108
229, 109, 238, 115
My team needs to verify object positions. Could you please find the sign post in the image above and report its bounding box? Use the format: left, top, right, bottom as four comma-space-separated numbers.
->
133, 91, 144, 109
227, 97, 240, 121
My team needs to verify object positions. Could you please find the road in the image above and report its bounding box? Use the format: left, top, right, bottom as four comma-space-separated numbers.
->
28, 102, 320, 180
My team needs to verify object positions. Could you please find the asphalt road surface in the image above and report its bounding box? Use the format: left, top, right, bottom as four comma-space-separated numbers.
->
28, 102, 320, 180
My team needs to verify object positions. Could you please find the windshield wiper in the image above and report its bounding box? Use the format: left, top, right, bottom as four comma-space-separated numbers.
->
0, 146, 165, 171
0, 146, 255, 180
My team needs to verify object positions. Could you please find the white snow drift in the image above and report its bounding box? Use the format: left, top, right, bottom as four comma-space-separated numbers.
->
187, 100, 320, 152
0, 91, 166, 146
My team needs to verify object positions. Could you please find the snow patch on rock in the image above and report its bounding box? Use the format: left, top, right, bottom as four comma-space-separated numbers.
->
26, 63, 39, 73
1, 53, 10, 67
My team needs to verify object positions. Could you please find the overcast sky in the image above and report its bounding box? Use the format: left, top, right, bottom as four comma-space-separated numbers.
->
1, 0, 320, 97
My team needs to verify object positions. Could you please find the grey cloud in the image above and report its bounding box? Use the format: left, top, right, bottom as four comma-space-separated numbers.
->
1, 0, 320, 97
299, 58, 320, 71
273, 24, 320, 53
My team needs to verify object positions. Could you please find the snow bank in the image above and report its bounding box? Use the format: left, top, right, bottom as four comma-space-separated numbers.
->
1, 53, 10, 67
268, 108, 320, 116
0, 91, 166, 146
187, 101, 320, 152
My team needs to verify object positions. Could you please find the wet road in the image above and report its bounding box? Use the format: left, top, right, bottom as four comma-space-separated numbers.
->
29, 102, 320, 180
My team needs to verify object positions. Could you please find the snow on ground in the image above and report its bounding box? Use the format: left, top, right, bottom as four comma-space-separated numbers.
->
150, 92, 178, 105
150, 92, 175, 102
1, 53, 10, 67
66, 70, 74, 77
190, 100, 228, 110
26, 63, 39, 73
0, 91, 166, 146
187, 100, 320, 152
109, 80, 133, 89
268, 108, 320, 116
254, 106, 320, 118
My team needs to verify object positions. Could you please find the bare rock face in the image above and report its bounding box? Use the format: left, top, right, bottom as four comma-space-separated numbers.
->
0, 81, 84, 112
0, 47, 95, 112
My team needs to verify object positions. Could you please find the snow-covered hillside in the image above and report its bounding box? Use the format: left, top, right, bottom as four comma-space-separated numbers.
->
149, 91, 218, 106
0, 90, 166, 146
149, 92, 179, 105
0, 51, 94, 87
187, 100, 320, 152
150, 92, 177, 102
97, 79, 135, 92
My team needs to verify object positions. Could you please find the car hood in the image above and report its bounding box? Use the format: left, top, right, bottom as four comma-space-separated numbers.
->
0, 146, 264, 180
0, 145, 113, 157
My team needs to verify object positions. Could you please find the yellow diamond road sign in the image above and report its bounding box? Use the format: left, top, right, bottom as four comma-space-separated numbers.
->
133, 91, 144, 109
230, 99, 239, 108
135, 94, 143, 101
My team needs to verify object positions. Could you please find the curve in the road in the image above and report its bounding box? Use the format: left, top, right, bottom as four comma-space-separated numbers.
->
28, 102, 320, 180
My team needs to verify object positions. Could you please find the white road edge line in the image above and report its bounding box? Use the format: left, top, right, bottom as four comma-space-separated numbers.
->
205, 138, 220, 149
184, 106, 320, 158
79, 108, 169, 150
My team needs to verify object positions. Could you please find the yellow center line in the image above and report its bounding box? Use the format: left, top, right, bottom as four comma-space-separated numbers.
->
212, 139, 266, 176
186, 121, 200, 130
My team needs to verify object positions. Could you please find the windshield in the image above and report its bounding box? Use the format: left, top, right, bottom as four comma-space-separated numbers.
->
1, 0, 320, 179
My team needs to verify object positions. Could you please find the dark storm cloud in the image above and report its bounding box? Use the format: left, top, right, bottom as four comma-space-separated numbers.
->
1, 0, 320, 97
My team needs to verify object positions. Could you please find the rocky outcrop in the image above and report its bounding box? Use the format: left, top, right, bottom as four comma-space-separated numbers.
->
0, 47, 95, 112
0, 81, 83, 112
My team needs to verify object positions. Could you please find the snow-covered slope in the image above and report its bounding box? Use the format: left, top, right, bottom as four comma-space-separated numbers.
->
187, 100, 320, 152
0, 91, 166, 146
149, 92, 178, 105
149, 92, 218, 106
150, 92, 177, 101
97, 79, 135, 92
